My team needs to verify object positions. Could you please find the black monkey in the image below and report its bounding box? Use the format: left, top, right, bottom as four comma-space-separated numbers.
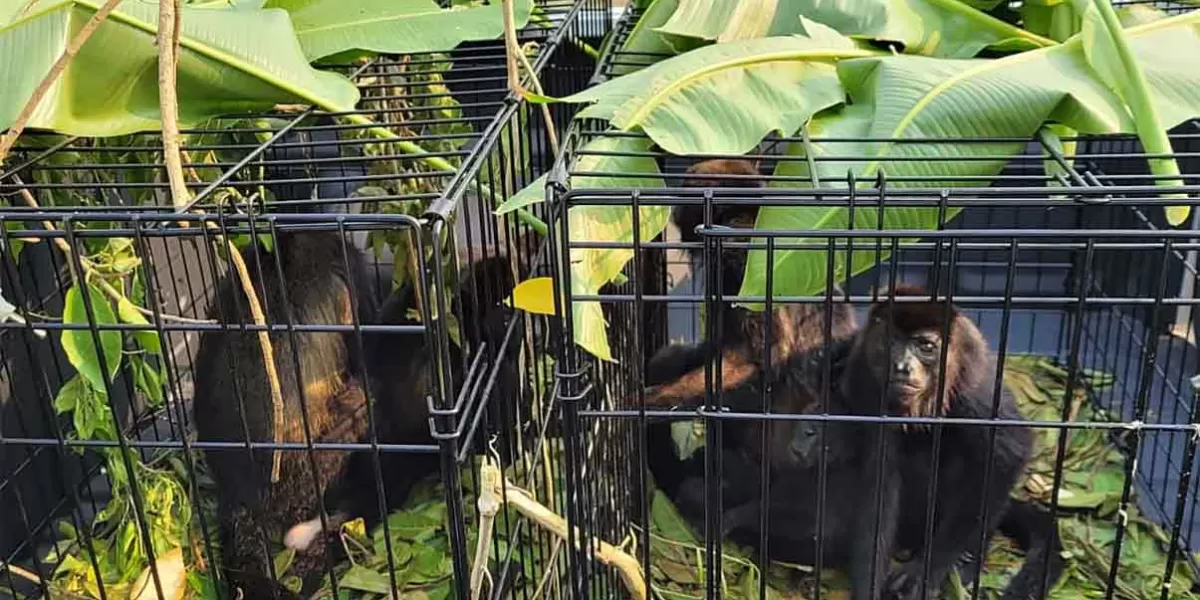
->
193, 229, 380, 600
644, 159, 857, 472
838, 285, 1047, 600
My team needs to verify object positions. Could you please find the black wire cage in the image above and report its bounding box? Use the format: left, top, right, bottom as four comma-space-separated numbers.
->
0, 1, 610, 598
545, 119, 1200, 600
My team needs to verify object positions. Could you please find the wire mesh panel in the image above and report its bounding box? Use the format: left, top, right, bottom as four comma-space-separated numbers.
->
546, 124, 1200, 599
0, 1, 610, 598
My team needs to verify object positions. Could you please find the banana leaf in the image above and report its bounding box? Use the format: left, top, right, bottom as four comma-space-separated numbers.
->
1, 0, 358, 137
265, 0, 535, 62
654, 0, 1055, 57
559, 22, 881, 155
739, 10, 1200, 302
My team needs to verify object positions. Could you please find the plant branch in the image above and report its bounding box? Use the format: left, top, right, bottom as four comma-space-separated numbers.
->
502, 0, 559, 155
0, 0, 125, 164
477, 460, 647, 600
156, 0, 190, 213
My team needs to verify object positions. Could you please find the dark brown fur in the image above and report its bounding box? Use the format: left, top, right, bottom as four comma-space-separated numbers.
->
852, 284, 988, 419
194, 231, 379, 600
643, 158, 857, 473
839, 285, 1044, 600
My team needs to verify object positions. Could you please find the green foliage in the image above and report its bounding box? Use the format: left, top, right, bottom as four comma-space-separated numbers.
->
739, 10, 1200, 303
266, 0, 535, 62
62, 284, 123, 391
563, 22, 877, 155
0, 0, 359, 137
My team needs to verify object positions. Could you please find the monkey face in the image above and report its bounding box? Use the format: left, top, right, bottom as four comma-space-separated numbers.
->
785, 406, 854, 470
863, 320, 942, 417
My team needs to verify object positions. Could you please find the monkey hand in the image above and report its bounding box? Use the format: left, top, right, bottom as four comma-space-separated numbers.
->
885, 560, 937, 600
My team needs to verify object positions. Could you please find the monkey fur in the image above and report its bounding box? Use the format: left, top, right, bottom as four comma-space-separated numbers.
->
836, 285, 1044, 599
642, 159, 857, 474
194, 231, 380, 600
649, 293, 1061, 599
195, 231, 523, 599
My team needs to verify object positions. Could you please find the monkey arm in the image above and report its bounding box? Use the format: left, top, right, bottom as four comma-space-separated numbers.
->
850, 431, 902, 600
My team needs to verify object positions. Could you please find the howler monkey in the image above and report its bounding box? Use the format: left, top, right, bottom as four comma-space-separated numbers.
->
836, 285, 1055, 600
644, 159, 857, 471
194, 229, 380, 600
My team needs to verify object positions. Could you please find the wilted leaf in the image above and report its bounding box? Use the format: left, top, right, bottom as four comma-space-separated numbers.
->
339, 564, 392, 595
651, 490, 699, 545
62, 284, 122, 390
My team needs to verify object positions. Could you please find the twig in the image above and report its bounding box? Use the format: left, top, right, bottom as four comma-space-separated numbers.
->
0, 0, 125, 164
479, 461, 647, 600
156, 0, 190, 213
500, 0, 559, 155
208, 224, 287, 483
150, 0, 286, 481
469, 457, 502, 600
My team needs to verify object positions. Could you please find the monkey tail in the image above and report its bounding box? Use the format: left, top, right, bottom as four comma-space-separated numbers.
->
996, 499, 1065, 600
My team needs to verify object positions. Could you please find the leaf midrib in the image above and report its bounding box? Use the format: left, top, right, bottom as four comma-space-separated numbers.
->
67, 0, 350, 111
620, 47, 880, 127
859, 10, 1200, 181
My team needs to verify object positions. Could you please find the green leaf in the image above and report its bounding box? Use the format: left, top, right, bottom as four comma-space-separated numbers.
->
338, 564, 392, 595
495, 174, 547, 215
1039, 123, 1077, 198
266, 0, 534, 62
565, 135, 666, 361
564, 26, 878, 154
53, 374, 88, 414
654, 0, 1055, 57
2, 0, 359, 137
116, 296, 162, 355
741, 12, 1200, 301
62, 284, 122, 390
651, 490, 699, 545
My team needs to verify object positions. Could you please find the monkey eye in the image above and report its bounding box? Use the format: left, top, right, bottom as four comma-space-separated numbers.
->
915, 338, 937, 352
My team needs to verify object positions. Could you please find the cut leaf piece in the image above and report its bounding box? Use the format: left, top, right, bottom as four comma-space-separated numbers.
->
563, 26, 879, 154
266, 0, 535, 62
1, 0, 359, 137
509, 277, 558, 315
742, 12, 1200, 301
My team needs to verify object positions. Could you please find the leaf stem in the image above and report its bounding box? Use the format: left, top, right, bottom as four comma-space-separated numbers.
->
925, 0, 1058, 47
0, 0, 125, 164
1090, 0, 1189, 224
